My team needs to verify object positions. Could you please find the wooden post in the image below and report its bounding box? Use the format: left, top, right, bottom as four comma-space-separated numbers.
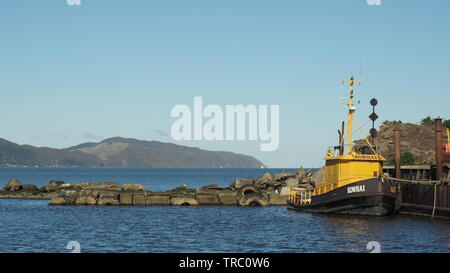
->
435, 118, 443, 181
394, 128, 401, 179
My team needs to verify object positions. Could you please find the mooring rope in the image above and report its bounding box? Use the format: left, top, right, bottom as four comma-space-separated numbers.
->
383, 176, 441, 185
432, 183, 437, 219
384, 175, 441, 219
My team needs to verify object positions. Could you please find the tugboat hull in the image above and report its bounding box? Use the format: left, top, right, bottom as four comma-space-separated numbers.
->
287, 178, 400, 216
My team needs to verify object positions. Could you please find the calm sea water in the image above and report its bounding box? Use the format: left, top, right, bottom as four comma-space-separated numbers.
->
0, 168, 449, 253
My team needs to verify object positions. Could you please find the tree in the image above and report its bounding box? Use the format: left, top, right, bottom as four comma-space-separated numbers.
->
421, 117, 449, 130
387, 151, 415, 166
444, 119, 450, 130
400, 151, 415, 165
421, 117, 434, 127
382, 120, 402, 127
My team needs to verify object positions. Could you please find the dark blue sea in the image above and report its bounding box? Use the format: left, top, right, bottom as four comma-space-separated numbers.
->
0, 168, 449, 253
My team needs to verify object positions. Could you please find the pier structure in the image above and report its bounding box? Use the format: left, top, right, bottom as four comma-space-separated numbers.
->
385, 118, 450, 219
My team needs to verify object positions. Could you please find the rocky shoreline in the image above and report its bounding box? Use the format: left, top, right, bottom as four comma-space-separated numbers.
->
0, 168, 324, 207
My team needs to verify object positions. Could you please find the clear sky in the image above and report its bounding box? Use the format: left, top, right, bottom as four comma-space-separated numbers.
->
1, 0, 449, 168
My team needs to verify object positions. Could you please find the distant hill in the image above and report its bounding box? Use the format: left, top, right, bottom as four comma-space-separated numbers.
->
0, 137, 264, 168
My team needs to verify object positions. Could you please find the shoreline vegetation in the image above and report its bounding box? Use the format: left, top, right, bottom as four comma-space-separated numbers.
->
0, 168, 324, 207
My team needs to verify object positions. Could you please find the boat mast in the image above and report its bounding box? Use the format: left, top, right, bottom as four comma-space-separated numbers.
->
342, 76, 361, 154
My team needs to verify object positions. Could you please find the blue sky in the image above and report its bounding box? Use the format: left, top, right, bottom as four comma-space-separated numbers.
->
1, 0, 449, 168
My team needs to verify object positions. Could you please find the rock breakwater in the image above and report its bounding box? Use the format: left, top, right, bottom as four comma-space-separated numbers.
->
0, 168, 324, 207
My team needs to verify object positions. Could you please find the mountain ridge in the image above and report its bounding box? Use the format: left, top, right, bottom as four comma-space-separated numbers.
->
0, 137, 264, 168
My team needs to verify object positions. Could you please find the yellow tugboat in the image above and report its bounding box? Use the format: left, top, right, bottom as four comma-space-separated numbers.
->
287, 76, 401, 216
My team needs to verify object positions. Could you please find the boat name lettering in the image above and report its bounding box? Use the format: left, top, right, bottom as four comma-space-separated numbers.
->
347, 185, 366, 194
353, 155, 378, 160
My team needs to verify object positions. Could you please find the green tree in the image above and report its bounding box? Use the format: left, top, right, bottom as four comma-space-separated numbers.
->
387, 151, 415, 166
382, 120, 402, 127
421, 117, 450, 130
400, 151, 415, 165
421, 117, 434, 127
444, 119, 450, 130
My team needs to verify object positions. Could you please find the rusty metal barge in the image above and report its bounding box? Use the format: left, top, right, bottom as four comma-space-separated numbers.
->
384, 118, 450, 219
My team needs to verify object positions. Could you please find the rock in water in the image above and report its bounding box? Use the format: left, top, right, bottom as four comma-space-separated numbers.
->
132, 194, 146, 206
238, 192, 269, 207
97, 192, 120, 206
201, 184, 222, 190
230, 178, 254, 189
273, 172, 296, 182
173, 185, 189, 193
218, 191, 238, 205
49, 190, 78, 205
310, 167, 325, 185
21, 185, 39, 192
49, 196, 67, 205
146, 195, 170, 205
75, 182, 91, 189
284, 178, 299, 188
195, 191, 220, 205
4, 178, 22, 192
74, 190, 98, 205
75, 196, 97, 205
91, 182, 121, 191
268, 192, 287, 205
280, 187, 293, 196
170, 197, 199, 206
296, 168, 308, 182
99, 182, 119, 188
119, 193, 133, 205
255, 173, 273, 188
123, 183, 144, 191
44, 181, 65, 192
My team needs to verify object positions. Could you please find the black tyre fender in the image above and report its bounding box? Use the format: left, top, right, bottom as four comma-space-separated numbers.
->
238, 192, 269, 207
237, 184, 261, 199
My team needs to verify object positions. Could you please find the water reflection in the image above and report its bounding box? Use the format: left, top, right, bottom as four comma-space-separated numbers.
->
0, 166, 449, 253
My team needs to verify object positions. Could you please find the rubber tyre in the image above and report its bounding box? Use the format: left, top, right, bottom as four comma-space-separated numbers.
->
237, 184, 262, 200
238, 192, 269, 207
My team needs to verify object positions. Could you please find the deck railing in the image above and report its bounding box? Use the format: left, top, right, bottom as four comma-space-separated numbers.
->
314, 183, 338, 196
288, 188, 314, 205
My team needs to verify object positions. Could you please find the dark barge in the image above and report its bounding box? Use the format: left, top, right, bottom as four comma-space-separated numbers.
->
384, 119, 450, 219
